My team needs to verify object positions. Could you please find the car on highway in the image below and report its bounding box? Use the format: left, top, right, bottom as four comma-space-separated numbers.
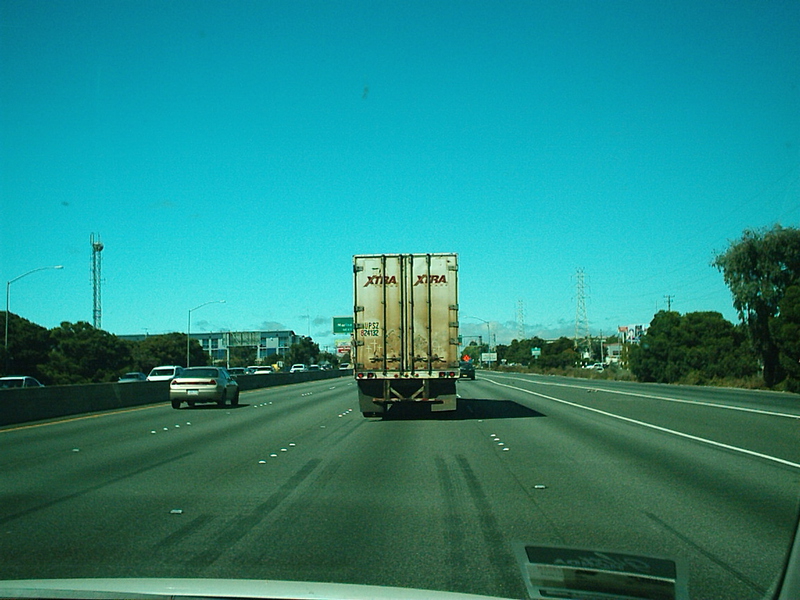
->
169, 366, 239, 408
146, 365, 184, 382
307, 364, 321, 372
583, 362, 605, 372
0, 376, 44, 388
338, 363, 352, 371
252, 365, 275, 374
459, 361, 476, 380
289, 364, 307, 373
118, 372, 147, 382
226, 367, 247, 376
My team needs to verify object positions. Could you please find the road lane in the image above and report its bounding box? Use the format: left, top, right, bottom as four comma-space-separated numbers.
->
483, 373, 800, 470
0, 375, 797, 600
472, 374, 800, 599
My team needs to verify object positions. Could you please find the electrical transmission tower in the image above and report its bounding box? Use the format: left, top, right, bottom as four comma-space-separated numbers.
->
574, 268, 591, 358
90, 233, 104, 329
516, 299, 525, 340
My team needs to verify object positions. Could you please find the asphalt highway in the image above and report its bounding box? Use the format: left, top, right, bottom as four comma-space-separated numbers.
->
1, 373, 798, 600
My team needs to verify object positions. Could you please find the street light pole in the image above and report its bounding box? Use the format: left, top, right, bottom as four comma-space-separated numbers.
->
186, 300, 225, 367
4, 266, 63, 372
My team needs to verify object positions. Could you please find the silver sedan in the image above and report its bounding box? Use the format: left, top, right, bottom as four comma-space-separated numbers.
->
169, 367, 239, 409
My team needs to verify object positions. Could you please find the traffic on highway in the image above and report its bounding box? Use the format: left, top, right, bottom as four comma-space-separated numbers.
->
3, 1, 799, 599
0, 373, 798, 599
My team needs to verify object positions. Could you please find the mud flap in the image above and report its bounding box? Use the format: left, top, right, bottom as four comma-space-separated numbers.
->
357, 380, 386, 415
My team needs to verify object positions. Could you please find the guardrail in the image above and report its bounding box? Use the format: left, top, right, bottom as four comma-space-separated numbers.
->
0, 370, 352, 427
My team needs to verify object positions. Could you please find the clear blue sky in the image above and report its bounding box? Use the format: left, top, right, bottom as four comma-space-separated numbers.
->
2, 0, 799, 349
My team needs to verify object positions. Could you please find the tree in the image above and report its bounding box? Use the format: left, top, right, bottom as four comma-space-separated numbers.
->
498, 337, 543, 366
286, 336, 320, 366
713, 225, 800, 386
461, 341, 487, 362
630, 311, 758, 384
130, 333, 206, 372
771, 285, 800, 392
629, 311, 682, 382
536, 336, 578, 369
1, 312, 51, 381
317, 351, 340, 368
228, 345, 256, 368
41, 321, 133, 384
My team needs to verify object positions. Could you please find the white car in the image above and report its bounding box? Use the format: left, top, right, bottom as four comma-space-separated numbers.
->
169, 366, 239, 408
147, 365, 184, 381
252, 365, 275, 374
0, 376, 44, 388
289, 364, 307, 373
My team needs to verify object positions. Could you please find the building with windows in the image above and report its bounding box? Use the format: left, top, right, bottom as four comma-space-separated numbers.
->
194, 330, 298, 362
120, 329, 298, 364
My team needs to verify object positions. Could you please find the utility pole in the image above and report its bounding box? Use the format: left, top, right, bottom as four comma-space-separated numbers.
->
5, 265, 63, 373
90, 233, 104, 329
574, 268, 591, 360
599, 329, 604, 364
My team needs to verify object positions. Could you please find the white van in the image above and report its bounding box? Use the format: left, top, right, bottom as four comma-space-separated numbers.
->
146, 365, 184, 381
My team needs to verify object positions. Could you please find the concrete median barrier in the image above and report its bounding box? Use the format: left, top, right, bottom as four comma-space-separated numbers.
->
0, 370, 350, 427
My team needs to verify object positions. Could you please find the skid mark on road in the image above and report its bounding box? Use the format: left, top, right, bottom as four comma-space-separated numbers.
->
189, 458, 322, 568
153, 513, 215, 552
644, 511, 766, 596
0, 451, 194, 526
435, 457, 468, 592
456, 455, 525, 599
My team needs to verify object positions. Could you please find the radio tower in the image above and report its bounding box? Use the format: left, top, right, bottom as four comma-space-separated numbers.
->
574, 268, 591, 358
516, 299, 525, 340
90, 233, 104, 329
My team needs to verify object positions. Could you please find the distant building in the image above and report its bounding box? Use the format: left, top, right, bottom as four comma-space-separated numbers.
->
605, 343, 623, 363
196, 330, 298, 362
119, 329, 298, 363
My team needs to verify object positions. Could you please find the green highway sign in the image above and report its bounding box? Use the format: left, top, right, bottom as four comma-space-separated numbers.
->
333, 316, 354, 334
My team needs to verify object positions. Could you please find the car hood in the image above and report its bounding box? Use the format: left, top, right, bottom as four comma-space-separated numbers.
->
0, 579, 507, 600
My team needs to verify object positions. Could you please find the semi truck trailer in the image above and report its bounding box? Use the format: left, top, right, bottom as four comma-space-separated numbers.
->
353, 253, 460, 417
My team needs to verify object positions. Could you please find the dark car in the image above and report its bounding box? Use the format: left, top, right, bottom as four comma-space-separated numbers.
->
459, 361, 476, 380
118, 372, 147, 382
